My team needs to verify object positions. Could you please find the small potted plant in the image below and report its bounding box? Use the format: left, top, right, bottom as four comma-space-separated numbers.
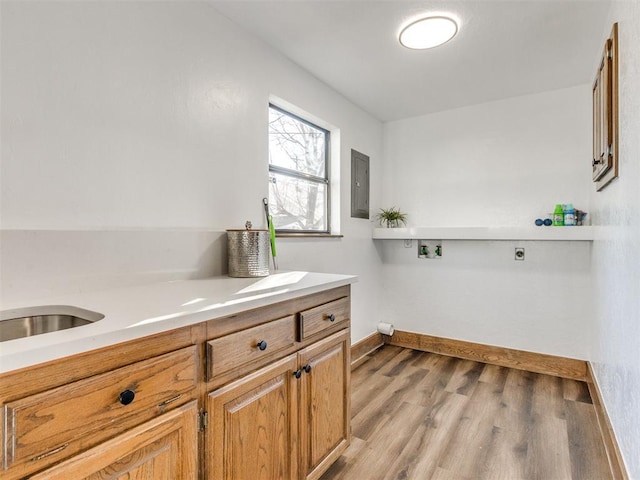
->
376, 207, 408, 228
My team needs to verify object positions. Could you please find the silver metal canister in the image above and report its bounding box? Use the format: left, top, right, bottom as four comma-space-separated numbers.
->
227, 224, 270, 278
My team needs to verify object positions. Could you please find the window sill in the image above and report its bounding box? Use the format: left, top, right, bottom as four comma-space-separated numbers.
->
276, 233, 344, 239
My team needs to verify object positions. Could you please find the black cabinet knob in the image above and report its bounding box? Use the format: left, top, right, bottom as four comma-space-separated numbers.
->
303, 364, 312, 373
256, 340, 268, 351
327, 314, 336, 322
119, 389, 135, 406
293, 369, 302, 379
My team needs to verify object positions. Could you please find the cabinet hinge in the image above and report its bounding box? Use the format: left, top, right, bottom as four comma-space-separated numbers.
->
199, 410, 208, 432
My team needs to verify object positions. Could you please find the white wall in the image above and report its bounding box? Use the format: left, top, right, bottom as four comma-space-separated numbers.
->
0, 1, 384, 343
382, 85, 592, 226
381, 86, 593, 359
590, 2, 640, 476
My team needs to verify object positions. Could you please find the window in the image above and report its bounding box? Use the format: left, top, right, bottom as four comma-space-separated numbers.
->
268, 104, 330, 233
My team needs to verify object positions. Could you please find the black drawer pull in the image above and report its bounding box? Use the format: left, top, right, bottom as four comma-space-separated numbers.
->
119, 389, 136, 406
293, 369, 302, 379
256, 340, 268, 351
327, 313, 336, 322
303, 364, 312, 373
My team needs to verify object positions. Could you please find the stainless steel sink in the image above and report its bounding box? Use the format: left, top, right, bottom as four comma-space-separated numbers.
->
0, 306, 104, 342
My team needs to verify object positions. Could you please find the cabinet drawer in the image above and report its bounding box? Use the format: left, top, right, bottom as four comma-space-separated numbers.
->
207, 315, 295, 381
4, 346, 197, 471
298, 296, 349, 341
29, 401, 199, 480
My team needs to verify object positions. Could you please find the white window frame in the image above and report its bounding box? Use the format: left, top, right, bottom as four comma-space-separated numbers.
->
268, 102, 333, 234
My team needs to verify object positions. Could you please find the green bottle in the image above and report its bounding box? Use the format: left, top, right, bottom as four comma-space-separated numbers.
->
553, 204, 564, 226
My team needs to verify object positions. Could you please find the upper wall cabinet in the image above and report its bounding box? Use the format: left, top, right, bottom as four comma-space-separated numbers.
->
592, 23, 619, 191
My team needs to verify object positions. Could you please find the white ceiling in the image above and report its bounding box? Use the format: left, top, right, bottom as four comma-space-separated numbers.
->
210, 0, 611, 122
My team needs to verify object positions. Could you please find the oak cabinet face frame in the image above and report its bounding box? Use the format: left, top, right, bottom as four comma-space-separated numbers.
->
592, 23, 619, 191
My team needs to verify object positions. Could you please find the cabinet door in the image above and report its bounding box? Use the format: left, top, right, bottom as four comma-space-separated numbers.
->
592, 23, 619, 190
592, 38, 612, 181
208, 354, 299, 480
299, 329, 351, 480
30, 401, 198, 480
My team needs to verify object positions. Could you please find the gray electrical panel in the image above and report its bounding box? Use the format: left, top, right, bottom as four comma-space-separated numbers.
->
351, 149, 370, 219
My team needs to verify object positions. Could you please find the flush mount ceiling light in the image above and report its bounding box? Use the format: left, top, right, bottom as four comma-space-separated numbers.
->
399, 15, 458, 49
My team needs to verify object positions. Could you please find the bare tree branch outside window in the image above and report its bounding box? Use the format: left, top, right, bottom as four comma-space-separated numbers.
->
268, 105, 329, 232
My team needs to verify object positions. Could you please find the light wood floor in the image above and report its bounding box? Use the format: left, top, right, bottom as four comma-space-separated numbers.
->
320, 346, 611, 480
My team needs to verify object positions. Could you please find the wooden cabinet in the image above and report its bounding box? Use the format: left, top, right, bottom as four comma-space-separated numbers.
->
0, 328, 201, 480
206, 292, 351, 480
592, 23, 619, 190
29, 401, 199, 480
0, 285, 351, 479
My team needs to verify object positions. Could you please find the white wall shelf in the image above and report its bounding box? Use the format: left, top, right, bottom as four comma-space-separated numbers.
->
372, 226, 594, 241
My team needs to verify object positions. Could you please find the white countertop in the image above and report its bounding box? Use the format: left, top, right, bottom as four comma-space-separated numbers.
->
0, 271, 357, 374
